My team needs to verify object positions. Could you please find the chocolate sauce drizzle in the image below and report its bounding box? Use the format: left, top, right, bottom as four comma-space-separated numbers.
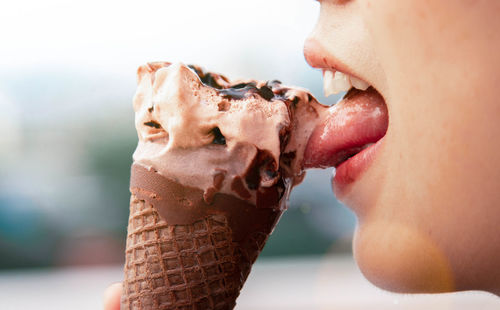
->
210, 127, 226, 145
144, 121, 162, 129
188, 64, 295, 103
188, 65, 228, 89
218, 83, 275, 101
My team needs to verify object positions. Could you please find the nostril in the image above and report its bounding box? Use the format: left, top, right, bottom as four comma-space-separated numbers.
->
211, 127, 226, 145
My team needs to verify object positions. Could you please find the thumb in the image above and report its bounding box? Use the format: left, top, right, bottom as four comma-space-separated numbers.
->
103, 282, 122, 310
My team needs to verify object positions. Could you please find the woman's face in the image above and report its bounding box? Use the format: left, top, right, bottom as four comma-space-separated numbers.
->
304, 0, 500, 294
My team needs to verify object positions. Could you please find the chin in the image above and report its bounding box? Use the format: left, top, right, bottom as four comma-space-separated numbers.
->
352, 218, 456, 294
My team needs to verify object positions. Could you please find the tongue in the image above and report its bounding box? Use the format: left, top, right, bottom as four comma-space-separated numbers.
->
304, 87, 388, 169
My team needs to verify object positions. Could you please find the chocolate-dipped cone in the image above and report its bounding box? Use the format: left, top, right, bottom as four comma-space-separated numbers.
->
121, 164, 285, 310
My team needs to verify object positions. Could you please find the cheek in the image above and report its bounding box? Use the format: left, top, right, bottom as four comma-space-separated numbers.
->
353, 220, 455, 293
353, 0, 500, 294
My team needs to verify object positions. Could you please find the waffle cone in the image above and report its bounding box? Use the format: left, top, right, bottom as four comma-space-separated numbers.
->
121, 165, 284, 310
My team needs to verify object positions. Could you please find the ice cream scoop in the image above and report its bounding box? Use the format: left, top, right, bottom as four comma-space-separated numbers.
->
132, 62, 328, 206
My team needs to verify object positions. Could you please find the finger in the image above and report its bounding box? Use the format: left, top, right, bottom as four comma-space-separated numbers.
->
103, 282, 122, 310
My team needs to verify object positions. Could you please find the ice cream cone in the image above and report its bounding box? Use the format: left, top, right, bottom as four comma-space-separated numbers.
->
122, 62, 327, 309
121, 164, 284, 310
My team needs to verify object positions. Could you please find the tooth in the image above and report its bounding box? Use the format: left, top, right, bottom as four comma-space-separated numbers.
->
323, 70, 336, 97
350, 75, 370, 91
332, 71, 353, 94
323, 70, 352, 97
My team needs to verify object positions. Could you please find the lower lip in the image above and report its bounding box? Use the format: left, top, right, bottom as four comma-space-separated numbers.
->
332, 136, 384, 198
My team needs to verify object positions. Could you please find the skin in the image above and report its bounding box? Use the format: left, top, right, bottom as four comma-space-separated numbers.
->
305, 0, 500, 295
103, 283, 121, 310
104, 0, 500, 306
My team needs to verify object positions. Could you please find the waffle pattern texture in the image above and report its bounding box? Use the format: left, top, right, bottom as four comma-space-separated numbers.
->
121, 195, 270, 310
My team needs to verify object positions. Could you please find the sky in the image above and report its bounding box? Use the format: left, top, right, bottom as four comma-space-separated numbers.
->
0, 0, 319, 80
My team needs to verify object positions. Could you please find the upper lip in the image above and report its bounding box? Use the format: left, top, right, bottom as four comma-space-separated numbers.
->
303, 37, 369, 86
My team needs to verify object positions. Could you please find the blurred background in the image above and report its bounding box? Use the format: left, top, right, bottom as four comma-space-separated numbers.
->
0, 0, 354, 270
0, 1, 497, 309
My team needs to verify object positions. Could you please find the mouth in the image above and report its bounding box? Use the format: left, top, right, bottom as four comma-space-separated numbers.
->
303, 39, 389, 197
